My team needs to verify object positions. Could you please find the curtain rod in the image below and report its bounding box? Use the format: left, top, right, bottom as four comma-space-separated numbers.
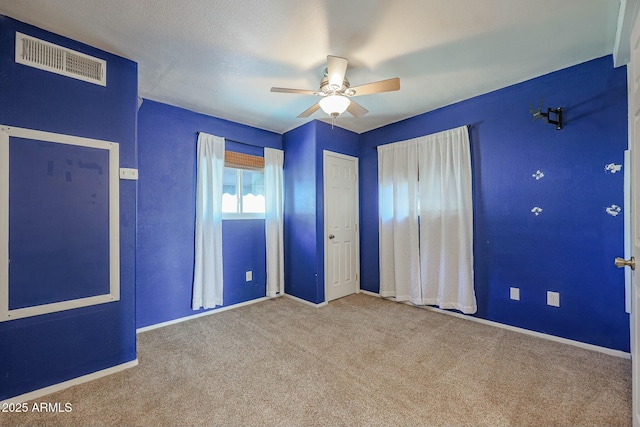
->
197, 132, 262, 150
371, 124, 472, 150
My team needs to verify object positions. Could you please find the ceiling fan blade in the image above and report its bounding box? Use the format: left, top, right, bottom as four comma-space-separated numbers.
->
348, 77, 400, 97
297, 103, 321, 118
327, 55, 349, 89
346, 100, 368, 118
271, 87, 318, 95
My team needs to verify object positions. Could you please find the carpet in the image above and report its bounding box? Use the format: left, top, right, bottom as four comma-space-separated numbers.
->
0, 293, 631, 426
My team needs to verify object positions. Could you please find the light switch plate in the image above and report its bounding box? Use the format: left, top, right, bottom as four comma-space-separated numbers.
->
119, 168, 138, 180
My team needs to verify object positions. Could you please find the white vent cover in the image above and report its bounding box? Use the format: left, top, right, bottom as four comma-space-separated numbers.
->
15, 32, 106, 86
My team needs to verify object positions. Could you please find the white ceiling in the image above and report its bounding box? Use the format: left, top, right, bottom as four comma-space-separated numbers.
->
0, 0, 624, 134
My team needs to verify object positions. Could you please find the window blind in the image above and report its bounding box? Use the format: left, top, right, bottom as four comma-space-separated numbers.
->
224, 151, 264, 171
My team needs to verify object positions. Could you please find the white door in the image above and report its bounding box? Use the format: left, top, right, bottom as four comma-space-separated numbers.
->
627, 10, 640, 426
323, 150, 359, 301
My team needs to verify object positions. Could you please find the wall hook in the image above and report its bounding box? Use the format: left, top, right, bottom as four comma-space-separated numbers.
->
530, 97, 563, 130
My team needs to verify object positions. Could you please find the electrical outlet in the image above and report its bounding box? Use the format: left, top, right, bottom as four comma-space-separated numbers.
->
547, 291, 560, 307
246, 271, 252, 281
510, 287, 520, 301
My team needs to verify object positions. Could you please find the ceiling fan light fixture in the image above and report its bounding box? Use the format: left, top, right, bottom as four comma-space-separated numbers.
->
319, 94, 350, 117
271, 55, 399, 121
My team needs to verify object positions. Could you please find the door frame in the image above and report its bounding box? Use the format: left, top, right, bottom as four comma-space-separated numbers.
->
628, 6, 640, 425
323, 150, 360, 302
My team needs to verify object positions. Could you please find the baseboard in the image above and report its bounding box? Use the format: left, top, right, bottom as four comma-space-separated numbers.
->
1, 359, 139, 404
137, 296, 274, 333
359, 289, 380, 298
284, 293, 328, 308
359, 292, 631, 359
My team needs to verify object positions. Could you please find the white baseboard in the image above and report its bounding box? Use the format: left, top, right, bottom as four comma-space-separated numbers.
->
358, 291, 631, 359
284, 293, 328, 308
1, 359, 139, 404
137, 296, 273, 333
359, 290, 380, 298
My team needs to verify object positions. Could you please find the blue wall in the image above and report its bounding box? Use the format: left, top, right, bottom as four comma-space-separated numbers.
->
283, 122, 319, 302
136, 100, 281, 328
359, 56, 629, 351
0, 16, 138, 399
283, 120, 359, 304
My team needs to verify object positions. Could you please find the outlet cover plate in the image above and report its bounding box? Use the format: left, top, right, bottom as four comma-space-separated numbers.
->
510, 287, 520, 301
547, 291, 560, 307
246, 271, 252, 281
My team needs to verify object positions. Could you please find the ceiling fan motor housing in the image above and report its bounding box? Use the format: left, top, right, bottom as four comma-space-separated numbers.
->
320, 72, 352, 96
270, 55, 398, 118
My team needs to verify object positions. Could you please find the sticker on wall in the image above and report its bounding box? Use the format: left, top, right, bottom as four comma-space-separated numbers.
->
532, 170, 544, 180
531, 206, 543, 216
604, 163, 622, 174
606, 204, 622, 217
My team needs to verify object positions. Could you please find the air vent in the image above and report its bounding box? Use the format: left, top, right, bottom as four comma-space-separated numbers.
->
15, 32, 106, 86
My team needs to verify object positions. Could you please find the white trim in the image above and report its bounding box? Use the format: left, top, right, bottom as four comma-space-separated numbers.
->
0, 125, 119, 322
359, 289, 380, 298
284, 293, 328, 308
321, 150, 360, 162
109, 142, 120, 303
0, 131, 8, 322
614, 0, 640, 67
136, 296, 273, 333
625, 150, 632, 314
1, 359, 138, 404
361, 292, 630, 359
0, 125, 117, 150
322, 150, 360, 304
222, 213, 266, 220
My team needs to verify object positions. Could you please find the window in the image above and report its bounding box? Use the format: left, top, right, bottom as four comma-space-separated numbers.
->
222, 151, 265, 219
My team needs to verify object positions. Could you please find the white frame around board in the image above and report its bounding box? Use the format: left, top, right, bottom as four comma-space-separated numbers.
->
0, 125, 120, 322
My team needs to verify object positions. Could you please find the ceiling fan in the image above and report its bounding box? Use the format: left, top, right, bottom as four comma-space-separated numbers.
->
270, 55, 400, 121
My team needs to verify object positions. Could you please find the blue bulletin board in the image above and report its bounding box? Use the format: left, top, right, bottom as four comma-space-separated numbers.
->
0, 126, 120, 321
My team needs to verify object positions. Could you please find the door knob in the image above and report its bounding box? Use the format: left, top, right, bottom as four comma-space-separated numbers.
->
615, 256, 635, 270
329, 234, 335, 239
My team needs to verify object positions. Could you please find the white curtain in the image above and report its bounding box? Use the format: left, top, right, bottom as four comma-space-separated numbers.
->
378, 126, 476, 314
418, 126, 476, 313
378, 140, 420, 302
264, 147, 284, 297
192, 132, 225, 310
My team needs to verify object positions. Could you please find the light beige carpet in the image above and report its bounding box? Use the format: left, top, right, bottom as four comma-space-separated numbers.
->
0, 293, 631, 426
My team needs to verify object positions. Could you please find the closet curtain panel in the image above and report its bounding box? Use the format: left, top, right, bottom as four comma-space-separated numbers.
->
264, 147, 284, 297
418, 126, 476, 314
377, 125, 476, 314
378, 140, 421, 302
192, 132, 225, 310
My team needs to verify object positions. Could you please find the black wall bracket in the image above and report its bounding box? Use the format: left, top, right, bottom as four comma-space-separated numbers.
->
540, 107, 563, 130
530, 99, 563, 130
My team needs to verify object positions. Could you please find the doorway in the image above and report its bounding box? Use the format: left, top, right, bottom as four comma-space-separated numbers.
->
323, 150, 359, 301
